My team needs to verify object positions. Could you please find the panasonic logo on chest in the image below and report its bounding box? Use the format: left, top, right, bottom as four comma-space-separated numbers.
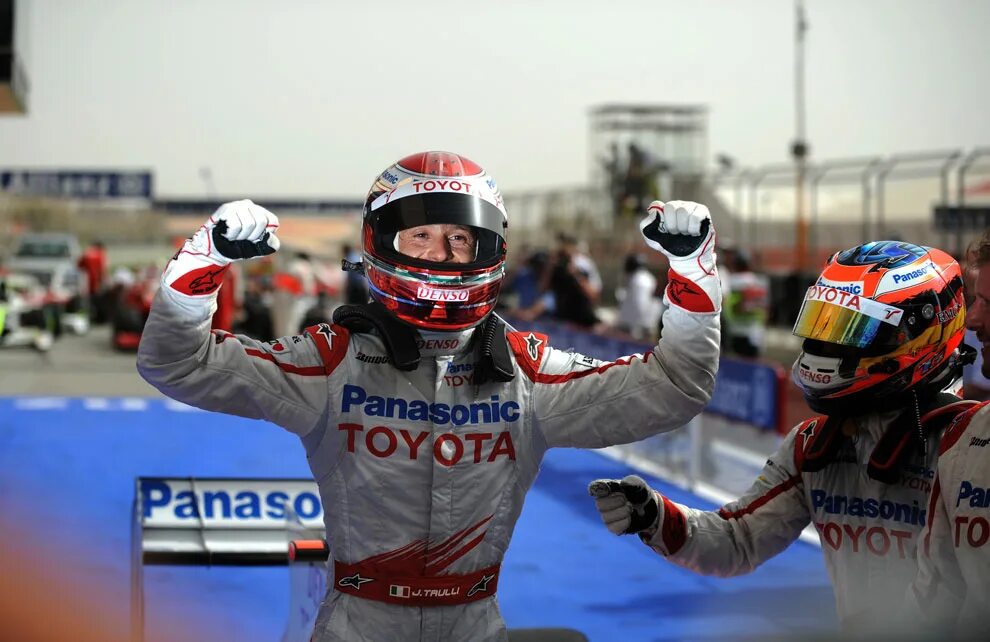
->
957, 481, 990, 508
341, 384, 520, 426
810, 490, 926, 526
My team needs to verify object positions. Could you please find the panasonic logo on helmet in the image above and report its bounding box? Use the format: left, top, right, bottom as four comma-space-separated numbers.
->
816, 278, 863, 295
891, 261, 935, 284
417, 286, 469, 302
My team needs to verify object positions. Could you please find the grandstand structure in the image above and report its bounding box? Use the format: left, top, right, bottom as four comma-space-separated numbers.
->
501, 103, 990, 306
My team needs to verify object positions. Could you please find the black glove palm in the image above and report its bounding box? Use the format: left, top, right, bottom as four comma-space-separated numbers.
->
212, 220, 278, 261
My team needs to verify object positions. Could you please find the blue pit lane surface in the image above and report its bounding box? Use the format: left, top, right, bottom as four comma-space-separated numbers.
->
0, 397, 836, 641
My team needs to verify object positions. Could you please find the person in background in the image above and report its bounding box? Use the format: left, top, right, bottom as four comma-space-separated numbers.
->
77, 240, 108, 322
548, 233, 600, 329
137, 150, 723, 642
238, 275, 274, 340
615, 253, 659, 340
211, 262, 241, 332
723, 249, 769, 358
590, 240, 975, 636
962, 256, 990, 400
503, 249, 555, 323
906, 231, 990, 636
572, 239, 602, 305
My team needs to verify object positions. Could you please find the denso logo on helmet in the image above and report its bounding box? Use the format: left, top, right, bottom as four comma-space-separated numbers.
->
798, 367, 833, 387
417, 286, 469, 302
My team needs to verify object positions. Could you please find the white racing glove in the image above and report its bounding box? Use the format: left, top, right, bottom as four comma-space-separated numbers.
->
163, 199, 280, 297
639, 200, 720, 313
588, 475, 660, 537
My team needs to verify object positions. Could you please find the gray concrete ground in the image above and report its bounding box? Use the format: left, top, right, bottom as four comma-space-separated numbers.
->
0, 324, 160, 397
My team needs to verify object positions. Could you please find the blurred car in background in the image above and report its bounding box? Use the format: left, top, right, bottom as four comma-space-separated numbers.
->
6, 233, 90, 335
0, 270, 59, 351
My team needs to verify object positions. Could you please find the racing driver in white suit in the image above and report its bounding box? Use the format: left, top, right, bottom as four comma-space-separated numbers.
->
137, 151, 722, 642
590, 240, 976, 635
906, 232, 990, 637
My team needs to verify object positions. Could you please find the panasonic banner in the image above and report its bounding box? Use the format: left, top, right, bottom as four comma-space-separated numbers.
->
131, 477, 324, 642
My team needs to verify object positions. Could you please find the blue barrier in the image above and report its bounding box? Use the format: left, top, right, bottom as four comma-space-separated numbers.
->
505, 315, 786, 433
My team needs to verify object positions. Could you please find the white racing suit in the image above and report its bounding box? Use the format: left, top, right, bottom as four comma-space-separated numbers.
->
641, 412, 945, 634
137, 284, 719, 641
907, 401, 990, 636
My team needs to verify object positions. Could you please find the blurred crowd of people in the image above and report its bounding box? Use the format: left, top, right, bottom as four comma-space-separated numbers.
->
68, 233, 775, 362
500, 233, 772, 359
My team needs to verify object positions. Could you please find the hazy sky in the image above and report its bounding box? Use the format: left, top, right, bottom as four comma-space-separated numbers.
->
2, 0, 988, 199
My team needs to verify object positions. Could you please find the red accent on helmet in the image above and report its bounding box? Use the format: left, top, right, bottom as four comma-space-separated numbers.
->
395, 151, 484, 178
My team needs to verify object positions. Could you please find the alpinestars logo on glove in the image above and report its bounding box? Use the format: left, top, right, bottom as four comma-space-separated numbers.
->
667, 272, 715, 313
171, 264, 229, 296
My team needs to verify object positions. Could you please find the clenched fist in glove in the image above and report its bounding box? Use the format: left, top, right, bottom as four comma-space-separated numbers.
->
588, 475, 660, 536
163, 199, 280, 297
640, 200, 720, 313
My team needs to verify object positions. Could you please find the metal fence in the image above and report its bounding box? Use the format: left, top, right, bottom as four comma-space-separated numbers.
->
713, 147, 990, 265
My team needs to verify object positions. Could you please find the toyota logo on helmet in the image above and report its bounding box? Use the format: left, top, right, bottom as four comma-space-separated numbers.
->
360, 151, 508, 331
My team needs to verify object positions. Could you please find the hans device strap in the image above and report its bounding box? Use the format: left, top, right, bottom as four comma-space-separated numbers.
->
332, 303, 515, 383
867, 393, 975, 483
472, 314, 515, 385
333, 302, 420, 371
800, 392, 974, 483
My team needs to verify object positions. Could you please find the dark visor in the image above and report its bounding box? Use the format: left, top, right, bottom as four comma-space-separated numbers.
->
370, 192, 506, 237
368, 192, 507, 270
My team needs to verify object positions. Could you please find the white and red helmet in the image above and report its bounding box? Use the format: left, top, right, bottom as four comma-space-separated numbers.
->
361, 151, 508, 331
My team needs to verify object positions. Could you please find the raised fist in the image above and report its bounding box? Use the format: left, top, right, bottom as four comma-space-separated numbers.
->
639, 200, 720, 313
163, 200, 280, 297
588, 474, 660, 536
202, 199, 280, 262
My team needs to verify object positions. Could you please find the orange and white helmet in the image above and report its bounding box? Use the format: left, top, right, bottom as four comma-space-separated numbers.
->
792, 241, 966, 415
360, 151, 508, 331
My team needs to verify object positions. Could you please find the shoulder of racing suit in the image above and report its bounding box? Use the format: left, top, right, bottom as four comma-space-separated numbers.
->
506, 331, 552, 381
300, 322, 350, 375
792, 415, 829, 471
506, 330, 655, 385
937, 399, 990, 456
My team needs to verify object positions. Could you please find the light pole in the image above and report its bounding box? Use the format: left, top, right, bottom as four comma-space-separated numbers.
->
792, 0, 810, 273
199, 166, 216, 199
